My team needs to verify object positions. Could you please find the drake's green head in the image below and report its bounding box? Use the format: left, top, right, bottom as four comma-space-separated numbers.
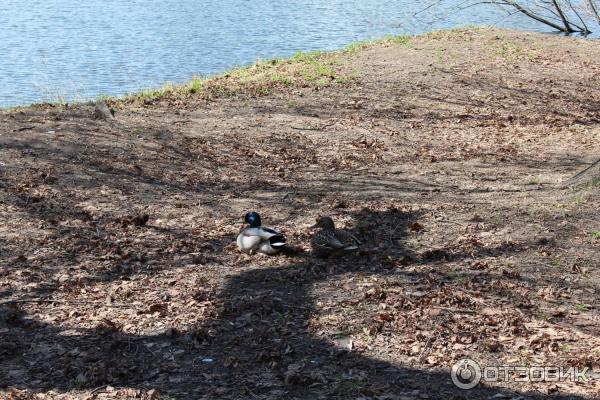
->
311, 216, 335, 230
244, 211, 262, 227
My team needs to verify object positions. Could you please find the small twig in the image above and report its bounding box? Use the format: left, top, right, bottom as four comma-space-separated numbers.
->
90, 386, 107, 395
417, 314, 449, 363
387, 219, 404, 246
12, 126, 35, 132
431, 306, 477, 314
290, 122, 335, 131
244, 387, 260, 399
436, 219, 469, 228
413, 1, 438, 16
1, 299, 82, 305
0, 299, 131, 308
418, 334, 436, 363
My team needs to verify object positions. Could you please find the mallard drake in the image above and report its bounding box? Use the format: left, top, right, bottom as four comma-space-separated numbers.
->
236, 211, 286, 255
310, 216, 360, 257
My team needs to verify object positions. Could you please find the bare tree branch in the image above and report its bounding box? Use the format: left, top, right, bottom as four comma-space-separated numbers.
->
551, 0, 575, 31
500, 0, 571, 31
492, 0, 579, 26
588, 0, 600, 24
567, 0, 591, 33
425, 0, 595, 33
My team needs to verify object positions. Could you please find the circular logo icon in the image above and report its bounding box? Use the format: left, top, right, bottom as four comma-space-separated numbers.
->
451, 358, 482, 389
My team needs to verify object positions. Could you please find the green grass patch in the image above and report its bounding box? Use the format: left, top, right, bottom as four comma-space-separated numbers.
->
423, 25, 491, 40
445, 266, 465, 282
486, 33, 540, 64
111, 48, 351, 106
491, 41, 528, 63
591, 231, 600, 239
527, 205, 551, 219
335, 377, 368, 394
527, 177, 542, 185
345, 34, 412, 53
580, 177, 600, 188
105, 34, 417, 107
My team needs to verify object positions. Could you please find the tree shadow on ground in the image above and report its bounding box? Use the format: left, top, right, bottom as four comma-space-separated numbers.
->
0, 208, 590, 399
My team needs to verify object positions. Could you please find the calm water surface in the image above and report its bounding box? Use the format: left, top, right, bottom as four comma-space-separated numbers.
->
0, 0, 567, 107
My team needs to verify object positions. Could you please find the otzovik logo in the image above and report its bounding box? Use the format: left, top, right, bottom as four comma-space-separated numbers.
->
451, 359, 482, 389
451, 358, 593, 389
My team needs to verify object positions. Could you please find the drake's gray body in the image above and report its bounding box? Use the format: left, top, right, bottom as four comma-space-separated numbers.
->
236, 212, 286, 255
237, 227, 285, 255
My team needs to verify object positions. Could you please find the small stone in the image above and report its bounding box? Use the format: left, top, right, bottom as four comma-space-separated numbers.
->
334, 336, 353, 351
147, 327, 174, 337
75, 373, 87, 384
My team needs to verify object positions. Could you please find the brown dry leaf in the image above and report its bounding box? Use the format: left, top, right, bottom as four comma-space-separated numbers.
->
376, 313, 394, 322
480, 307, 499, 317
147, 303, 168, 314
409, 222, 425, 232
486, 340, 503, 352
143, 389, 160, 400
99, 318, 121, 332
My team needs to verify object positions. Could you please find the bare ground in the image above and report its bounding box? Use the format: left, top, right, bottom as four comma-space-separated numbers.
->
1, 28, 600, 399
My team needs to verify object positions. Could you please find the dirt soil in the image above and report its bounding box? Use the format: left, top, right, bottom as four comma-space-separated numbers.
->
1, 28, 600, 400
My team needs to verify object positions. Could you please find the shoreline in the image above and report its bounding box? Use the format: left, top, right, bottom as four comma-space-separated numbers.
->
3, 31, 416, 111
8, 25, 597, 111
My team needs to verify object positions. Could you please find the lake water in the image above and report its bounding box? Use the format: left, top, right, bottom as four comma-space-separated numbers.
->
0, 0, 578, 107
